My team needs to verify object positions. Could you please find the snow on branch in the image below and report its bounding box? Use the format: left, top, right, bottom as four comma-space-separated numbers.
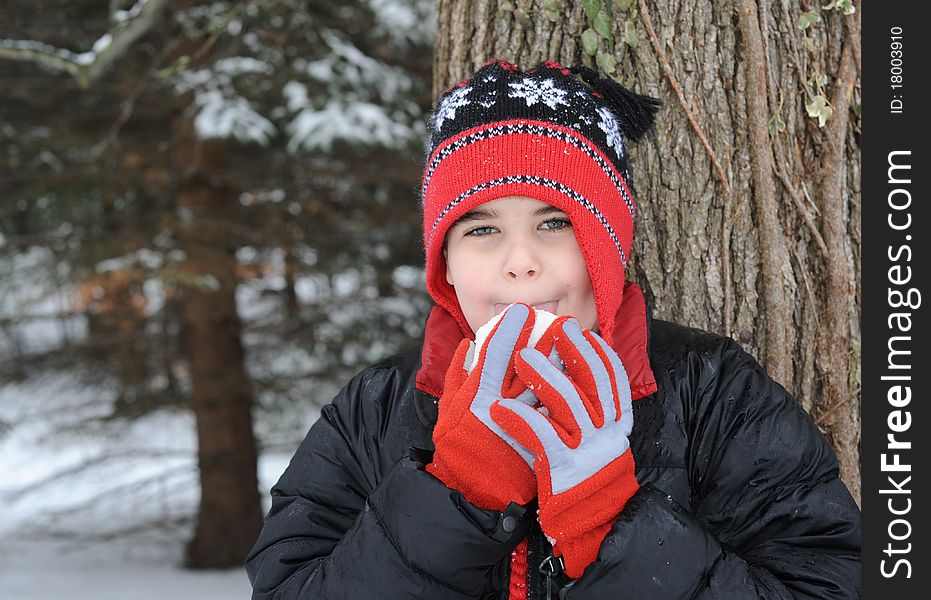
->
0, 0, 170, 88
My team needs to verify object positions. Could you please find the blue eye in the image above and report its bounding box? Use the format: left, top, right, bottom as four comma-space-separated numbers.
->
465, 226, 497, 237
540, 218, 571, 231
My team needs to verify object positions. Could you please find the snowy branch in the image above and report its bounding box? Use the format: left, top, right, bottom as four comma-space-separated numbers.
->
0, 0, 170, 88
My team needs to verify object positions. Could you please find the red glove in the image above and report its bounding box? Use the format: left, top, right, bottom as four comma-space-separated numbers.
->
426, 303, 538, 511
491, 316, 638, 578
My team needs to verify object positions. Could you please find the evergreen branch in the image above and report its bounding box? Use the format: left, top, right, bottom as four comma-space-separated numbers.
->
0, 0, 170, 88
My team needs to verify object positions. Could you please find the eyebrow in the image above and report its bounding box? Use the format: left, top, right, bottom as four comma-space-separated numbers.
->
453, 204, 566, 225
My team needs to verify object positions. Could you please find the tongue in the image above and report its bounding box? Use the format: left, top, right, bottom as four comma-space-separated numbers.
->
533, 301, 557, 314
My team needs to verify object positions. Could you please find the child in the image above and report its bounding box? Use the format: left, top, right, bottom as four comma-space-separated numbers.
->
246, 60, 860, 599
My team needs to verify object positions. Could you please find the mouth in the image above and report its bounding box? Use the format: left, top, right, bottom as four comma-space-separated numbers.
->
494, 300, 559, 316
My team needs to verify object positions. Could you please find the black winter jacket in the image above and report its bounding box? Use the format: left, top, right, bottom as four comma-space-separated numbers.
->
246, 309, 861, 599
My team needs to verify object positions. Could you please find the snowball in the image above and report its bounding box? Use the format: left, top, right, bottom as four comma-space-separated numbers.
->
464, 305, 562, 373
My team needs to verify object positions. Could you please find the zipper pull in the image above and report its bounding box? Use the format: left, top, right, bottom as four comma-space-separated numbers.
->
538, 554, 564, 600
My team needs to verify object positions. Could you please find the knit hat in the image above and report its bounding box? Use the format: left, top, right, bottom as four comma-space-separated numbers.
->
421, 59, 660, 343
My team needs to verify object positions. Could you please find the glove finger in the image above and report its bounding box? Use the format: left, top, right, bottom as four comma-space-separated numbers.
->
468, 382, 537, 468
529, 314, 574, 360
515, 347, 590, 446
511, 388, 538, 407
587, 331, 633, 434
434, 339, 476, 439
444, 338, 474, 393
477, 303, 534, 395
480, 408, 536, 467
491, 396, 568, 461
549, 318, 613, 427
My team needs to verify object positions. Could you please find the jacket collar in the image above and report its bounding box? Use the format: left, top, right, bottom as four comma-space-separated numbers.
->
415, 281, 657, 401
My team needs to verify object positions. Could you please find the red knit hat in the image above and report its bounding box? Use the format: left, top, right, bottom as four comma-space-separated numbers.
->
421, 59, 660, 343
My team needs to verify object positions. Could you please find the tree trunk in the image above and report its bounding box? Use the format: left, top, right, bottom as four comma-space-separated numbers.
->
434, 0, 861, 502
175, 133, 264, 568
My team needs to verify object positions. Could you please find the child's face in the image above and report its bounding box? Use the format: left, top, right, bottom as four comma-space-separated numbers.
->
444, 196, 598, 334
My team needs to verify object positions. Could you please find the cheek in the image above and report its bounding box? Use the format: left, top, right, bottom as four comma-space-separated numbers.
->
564, 248, 592, 291
461, 273, 497, 308
445, 246, 469, 287
455, 273, 497, 333
565, 250, 597, 327
447, 261, 492, 308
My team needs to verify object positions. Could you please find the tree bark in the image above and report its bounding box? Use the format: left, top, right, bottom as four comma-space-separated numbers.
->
175, 132, 264, 568
434, 0, 861, 502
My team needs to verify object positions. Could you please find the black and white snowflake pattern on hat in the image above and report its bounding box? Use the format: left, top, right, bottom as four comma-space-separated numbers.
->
596, 106, 626, 159
507, 77, 570, 110
424, 60, 660, 186
432, 85, 473, 131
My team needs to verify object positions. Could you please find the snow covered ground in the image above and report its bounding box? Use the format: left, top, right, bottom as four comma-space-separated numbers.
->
0, 374, 298, 600
0, 541, 254, 599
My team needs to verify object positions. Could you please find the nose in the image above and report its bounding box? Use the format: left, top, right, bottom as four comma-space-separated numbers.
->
502, 235, 541, 280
